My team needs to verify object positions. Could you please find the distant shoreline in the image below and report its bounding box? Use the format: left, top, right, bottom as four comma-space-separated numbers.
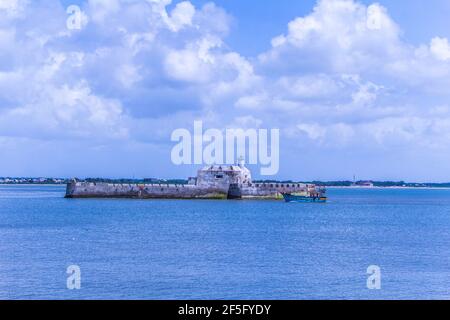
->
327, 186, 450, 190
2, 183, 450, 190
0, 184, 66, 186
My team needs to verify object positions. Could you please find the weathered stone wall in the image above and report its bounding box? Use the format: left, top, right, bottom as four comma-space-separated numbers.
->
196, 170, 239, 190
240, 182, 313, 199
65, 182, 228, 199
66, 181, 317, 200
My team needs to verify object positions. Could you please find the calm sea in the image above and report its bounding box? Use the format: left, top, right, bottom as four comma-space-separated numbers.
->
0, 185, 449, 300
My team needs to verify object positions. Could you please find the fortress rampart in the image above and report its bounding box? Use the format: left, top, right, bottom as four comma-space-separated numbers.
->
66, 182, 230, 199
65, 163, 318, 200
65, 181, 314, 200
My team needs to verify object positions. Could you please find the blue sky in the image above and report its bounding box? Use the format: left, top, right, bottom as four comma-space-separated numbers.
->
2, 0, 450, 182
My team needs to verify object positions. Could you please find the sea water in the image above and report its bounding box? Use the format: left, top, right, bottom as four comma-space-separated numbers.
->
0, 185, 449, 299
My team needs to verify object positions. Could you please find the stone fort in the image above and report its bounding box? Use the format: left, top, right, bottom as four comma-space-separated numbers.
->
66, 162, 315, 200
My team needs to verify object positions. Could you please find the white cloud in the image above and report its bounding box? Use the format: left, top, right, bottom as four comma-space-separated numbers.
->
115, 64, 142, 88
430, 37, 450, 61
230, 116, 263, 129
297, 123, 326, 141
88, 0, 121, 24
164, 36, 222, 82
240, 0, 450, 152
260, 0, 402, 74
165, 47, 210, 82
0, 81, 128, 140
167, 1, 195, 32
277, 75, 340, 99
0, 0, 27, 18
0, 0, 240, 142
235, 94, 268, 109
2, 0, 450, 178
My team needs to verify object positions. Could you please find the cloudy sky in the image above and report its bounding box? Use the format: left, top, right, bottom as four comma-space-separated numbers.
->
1, 0, 450, 182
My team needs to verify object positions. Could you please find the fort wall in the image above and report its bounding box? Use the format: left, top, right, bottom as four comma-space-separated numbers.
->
66, 182, 229, 199
65, 164, 318, 200
65, 181, 316, 200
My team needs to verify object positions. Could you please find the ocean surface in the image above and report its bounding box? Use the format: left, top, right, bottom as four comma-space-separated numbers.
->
0, 185, 449, 300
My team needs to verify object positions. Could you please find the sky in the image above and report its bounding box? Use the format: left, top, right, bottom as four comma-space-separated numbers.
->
2, 0, 450, 182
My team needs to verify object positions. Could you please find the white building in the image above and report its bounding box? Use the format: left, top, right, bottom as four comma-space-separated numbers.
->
196, 162, 252, 190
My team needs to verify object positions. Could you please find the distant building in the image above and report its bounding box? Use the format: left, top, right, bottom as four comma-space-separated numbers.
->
352, 181, 374, 187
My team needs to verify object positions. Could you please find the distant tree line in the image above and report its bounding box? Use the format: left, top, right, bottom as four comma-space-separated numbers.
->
2, 177, 450, 188
0, 177, 189, 185
83, 178, 189, 185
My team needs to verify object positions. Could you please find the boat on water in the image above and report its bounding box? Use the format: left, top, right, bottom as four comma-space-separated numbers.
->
282, 188, 327, 203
